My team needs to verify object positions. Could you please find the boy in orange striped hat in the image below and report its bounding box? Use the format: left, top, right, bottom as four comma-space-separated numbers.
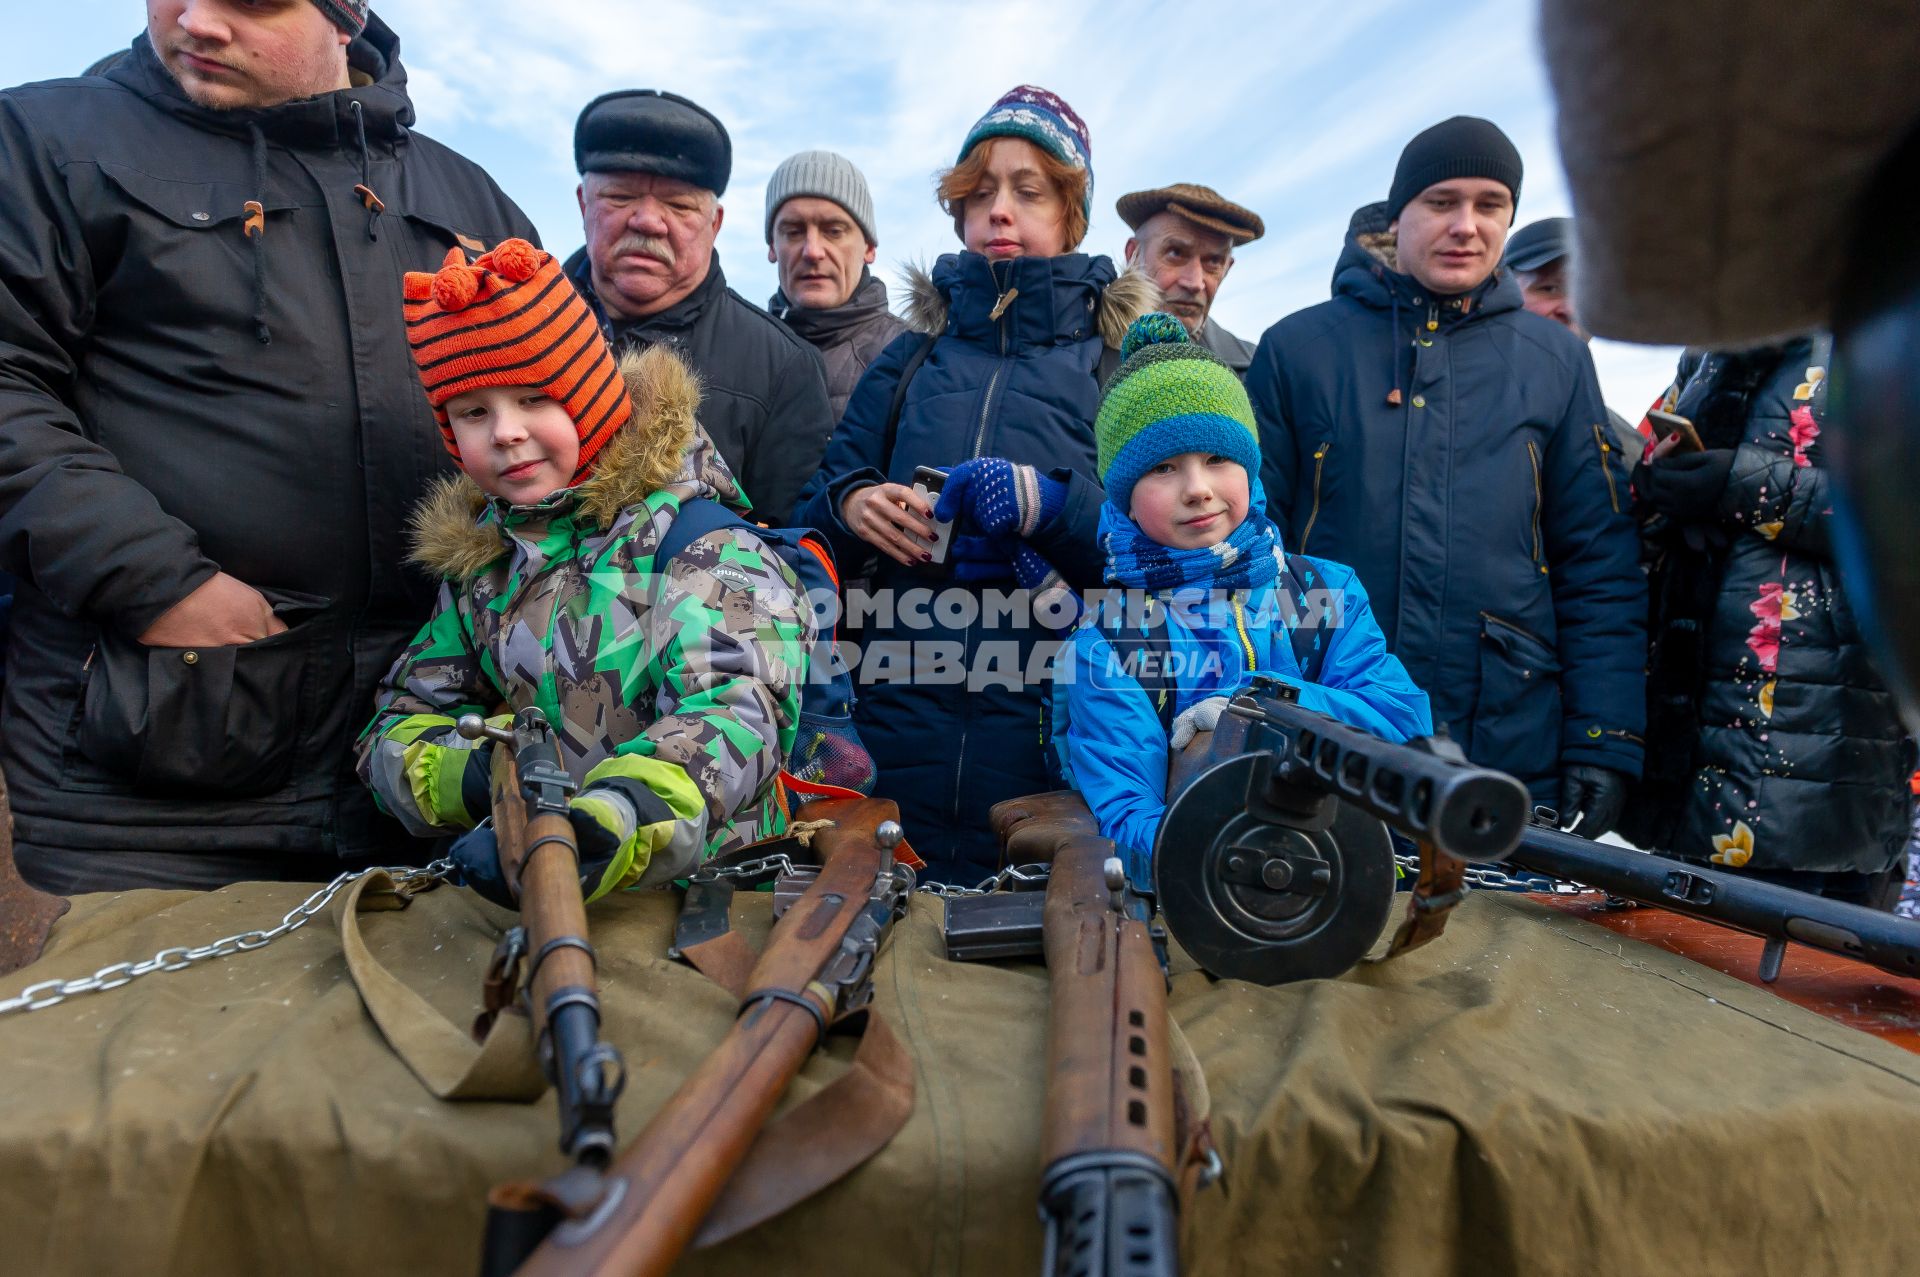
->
356, 239, 813, 905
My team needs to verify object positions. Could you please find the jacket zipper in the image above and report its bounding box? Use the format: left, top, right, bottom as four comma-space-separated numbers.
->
1525, 440, 1544, 566
1300, 440, 1331, 552
953, 265, 1016, 828
1480, 609, 1550, 648
1230, 595, 1257, 671
1591, 423, 1621, 513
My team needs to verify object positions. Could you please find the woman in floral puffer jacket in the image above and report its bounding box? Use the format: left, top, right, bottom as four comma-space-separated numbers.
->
1630, 337, 1915, 901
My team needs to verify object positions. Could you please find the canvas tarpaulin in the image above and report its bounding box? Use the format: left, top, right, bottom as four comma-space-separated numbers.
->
1, 878, 1917, 1276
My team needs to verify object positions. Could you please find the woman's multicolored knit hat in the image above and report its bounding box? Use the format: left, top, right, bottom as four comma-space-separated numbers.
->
1096, 313, 1261, 511
403, 239, 629, 480
958, 85, 1094, 217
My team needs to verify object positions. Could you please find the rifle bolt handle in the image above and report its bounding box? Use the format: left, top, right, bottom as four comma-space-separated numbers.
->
875, 820, 904, 851
455, 713, 516, 746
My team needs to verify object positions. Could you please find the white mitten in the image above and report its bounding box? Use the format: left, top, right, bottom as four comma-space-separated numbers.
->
1169, 695, 1232, 750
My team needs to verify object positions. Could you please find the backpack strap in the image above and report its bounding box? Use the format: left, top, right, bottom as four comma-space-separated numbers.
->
1280, 556, 1330, 685
1096, 340, 1123, 389
653, 497, 750, 570
881, 334, 939, 468
1099, 598, 1178, 736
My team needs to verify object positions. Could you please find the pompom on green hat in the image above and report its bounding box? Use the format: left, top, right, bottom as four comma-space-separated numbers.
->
1096, 313, 1261, 511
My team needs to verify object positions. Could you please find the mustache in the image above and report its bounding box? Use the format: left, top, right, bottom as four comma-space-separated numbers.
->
610, 234, 676, 267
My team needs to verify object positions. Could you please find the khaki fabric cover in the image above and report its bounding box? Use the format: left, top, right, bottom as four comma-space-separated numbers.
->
2, 880, 1918, 1276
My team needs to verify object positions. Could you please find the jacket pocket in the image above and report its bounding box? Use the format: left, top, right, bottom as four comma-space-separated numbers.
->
1471, 612, 1562, 776
1300, 440, 1332, 552
77, 588, 330, 798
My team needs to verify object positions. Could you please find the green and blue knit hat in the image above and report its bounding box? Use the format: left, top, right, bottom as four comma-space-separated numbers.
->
958, 85, 1094, 218
1096, 313, 1261, 511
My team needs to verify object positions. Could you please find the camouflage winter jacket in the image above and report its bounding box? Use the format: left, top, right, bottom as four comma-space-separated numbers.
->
358, 347, 812, 886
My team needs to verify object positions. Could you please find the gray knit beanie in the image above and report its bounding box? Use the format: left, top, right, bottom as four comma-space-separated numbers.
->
764, 150, 878, 246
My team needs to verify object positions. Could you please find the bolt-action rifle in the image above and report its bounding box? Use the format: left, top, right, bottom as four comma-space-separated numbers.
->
459, 709, 625, 1173
504, 795, 914, 1277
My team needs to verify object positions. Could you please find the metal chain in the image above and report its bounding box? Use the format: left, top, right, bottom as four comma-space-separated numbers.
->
1392, 853, 1587, 895
915, 862, 1053, 898
691, 852, 802, 884
0, 859, 454, 1016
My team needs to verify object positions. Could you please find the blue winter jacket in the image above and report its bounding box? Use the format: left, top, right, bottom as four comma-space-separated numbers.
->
1054, 497, 1432, 880
794, 252, 1155, 881
1246, 204, 1645, 800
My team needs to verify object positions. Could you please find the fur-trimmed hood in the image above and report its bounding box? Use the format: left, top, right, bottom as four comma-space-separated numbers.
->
408, 344, 746, 579
900, 252, 1159, 351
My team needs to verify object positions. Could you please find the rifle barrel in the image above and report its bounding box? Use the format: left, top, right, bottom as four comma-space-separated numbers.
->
1510, 823, 1920, 982
1245, 692, 1529, 863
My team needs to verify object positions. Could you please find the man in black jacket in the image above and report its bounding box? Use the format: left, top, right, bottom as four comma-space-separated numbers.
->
1247, 118, 1645, 831
566, 91, 835, 526
0, 0, 537, 891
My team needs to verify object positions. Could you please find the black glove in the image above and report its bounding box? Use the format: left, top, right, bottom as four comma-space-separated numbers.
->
1558, 765, 1629, 838
1641, 448, 1734, 520
447, 809, 621, 911
448, 821, 515, 909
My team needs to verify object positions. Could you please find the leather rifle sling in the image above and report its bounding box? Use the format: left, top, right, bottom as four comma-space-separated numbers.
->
667, 832, 914, 1248
1372, 839, 1470, 961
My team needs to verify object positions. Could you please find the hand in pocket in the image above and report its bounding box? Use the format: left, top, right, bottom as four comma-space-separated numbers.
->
138, 571, 288, 647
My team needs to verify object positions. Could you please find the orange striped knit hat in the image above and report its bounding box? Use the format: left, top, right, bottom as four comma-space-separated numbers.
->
403, 239, 629, 480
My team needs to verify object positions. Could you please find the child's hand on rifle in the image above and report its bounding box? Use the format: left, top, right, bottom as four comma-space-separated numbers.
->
447, 777, 701, 908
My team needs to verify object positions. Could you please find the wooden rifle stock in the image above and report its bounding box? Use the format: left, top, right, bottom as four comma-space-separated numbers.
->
514, 797, 906, 1277
481, 711, 623, 1166
1039, 837, 1180, 1277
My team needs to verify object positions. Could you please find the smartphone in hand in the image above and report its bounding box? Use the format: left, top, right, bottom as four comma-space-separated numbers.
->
912, 466, 954, 565
1647, 408, 1705, 453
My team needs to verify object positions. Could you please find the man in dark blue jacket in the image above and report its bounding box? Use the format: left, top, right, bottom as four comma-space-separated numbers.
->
1246, 117, 1646, 830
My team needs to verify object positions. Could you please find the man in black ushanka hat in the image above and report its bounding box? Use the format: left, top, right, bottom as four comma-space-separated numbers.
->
564, 90, 834, 525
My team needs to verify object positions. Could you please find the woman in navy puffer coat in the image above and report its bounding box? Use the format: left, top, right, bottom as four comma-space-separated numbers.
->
795, 87, 1155, 881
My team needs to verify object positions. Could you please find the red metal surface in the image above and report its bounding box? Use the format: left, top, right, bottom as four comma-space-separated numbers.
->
1532, 892, 1920, 1055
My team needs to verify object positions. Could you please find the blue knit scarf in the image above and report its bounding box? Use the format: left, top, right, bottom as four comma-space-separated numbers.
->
1100, 503, 1281, 594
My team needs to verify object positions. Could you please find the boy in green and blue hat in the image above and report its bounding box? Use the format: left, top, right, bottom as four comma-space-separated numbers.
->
1054, 314, 1433, 880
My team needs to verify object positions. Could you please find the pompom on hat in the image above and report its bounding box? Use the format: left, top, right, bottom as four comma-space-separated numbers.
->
1095, 313, 1261, 512
403, 239, 629, 481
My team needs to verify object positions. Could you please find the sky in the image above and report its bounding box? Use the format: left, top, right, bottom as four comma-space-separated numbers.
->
2, 0, 1681, 416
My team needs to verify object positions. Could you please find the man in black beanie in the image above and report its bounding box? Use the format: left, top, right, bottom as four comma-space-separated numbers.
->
1245, 117, 1647, 836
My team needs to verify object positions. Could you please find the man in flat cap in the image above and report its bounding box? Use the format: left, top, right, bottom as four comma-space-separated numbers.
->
1118, 183, 1263, 374
1506, 216, 1644, 462
566, 90, 834, 525
764, 150, 907, 422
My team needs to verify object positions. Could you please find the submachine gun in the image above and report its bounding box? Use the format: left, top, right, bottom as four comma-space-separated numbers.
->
1152, 675, 1532, 983
1153, 676, 1920, 986
953, 675, 1535, 988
